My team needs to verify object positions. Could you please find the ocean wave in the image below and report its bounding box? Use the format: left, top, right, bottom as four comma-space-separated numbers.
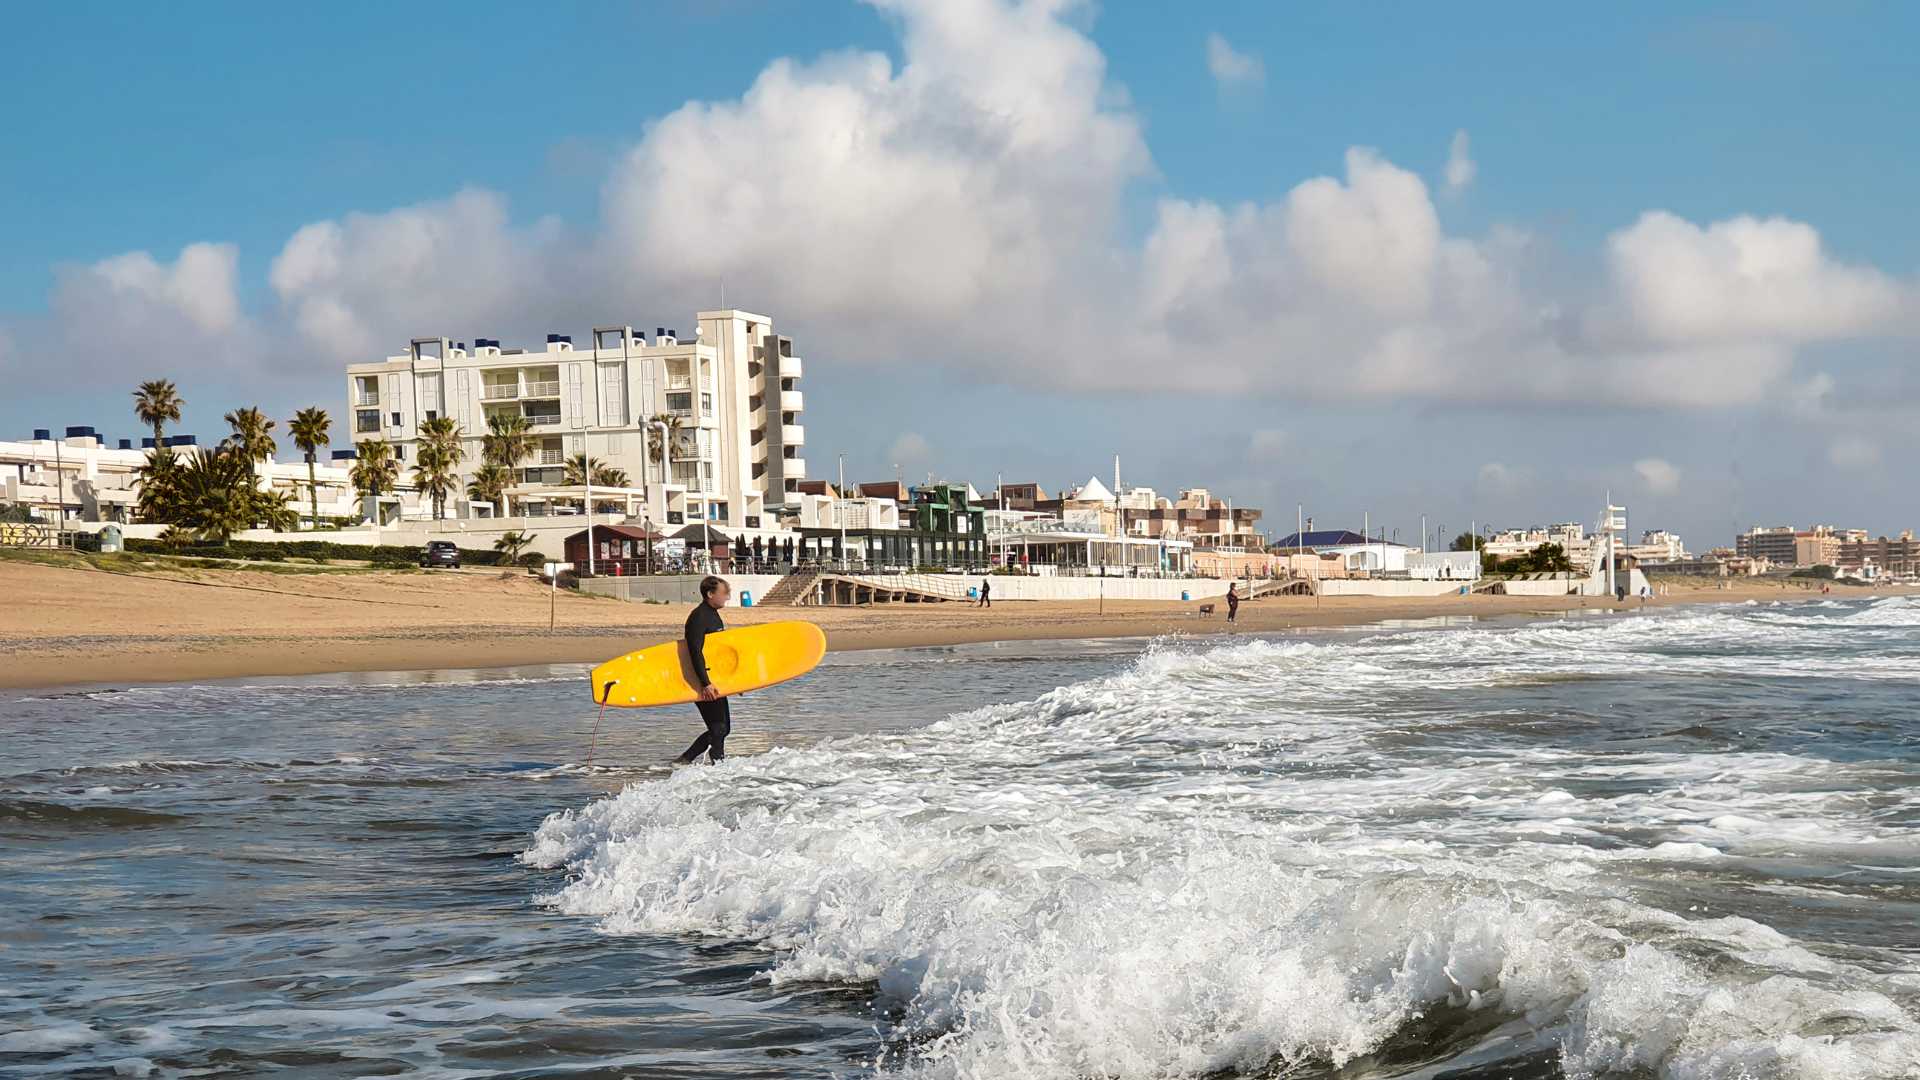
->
524, 617, 1920, 1078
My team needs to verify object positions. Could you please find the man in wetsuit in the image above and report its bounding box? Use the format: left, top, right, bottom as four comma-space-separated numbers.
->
674, 575, 732, 764
1226, 583, 1239, 623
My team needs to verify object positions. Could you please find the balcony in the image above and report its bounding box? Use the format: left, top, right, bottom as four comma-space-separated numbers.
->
779, 356, 803, 379
524, 380, 561, 398
539, 449, 564, 465
779, 389, 804, 411
525, 412, 562, 428
665, 375, 692, 391
782, 457, 806, 477
781, 424, 805, 446
354, 392, 380, 407
481, 384, 519, 401
752, 440, 768, 463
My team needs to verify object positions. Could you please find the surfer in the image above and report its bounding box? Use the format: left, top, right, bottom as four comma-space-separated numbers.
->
674, 576, 732, 764
1226, 583, 1239, 623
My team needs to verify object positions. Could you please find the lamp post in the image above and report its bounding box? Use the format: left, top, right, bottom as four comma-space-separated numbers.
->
837, 452, 847, 571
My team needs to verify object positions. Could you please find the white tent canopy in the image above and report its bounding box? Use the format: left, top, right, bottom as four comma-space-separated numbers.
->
1072, 476, 1114, 503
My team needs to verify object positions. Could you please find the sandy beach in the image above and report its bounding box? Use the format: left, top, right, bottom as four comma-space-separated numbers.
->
0, 556, 1892, 690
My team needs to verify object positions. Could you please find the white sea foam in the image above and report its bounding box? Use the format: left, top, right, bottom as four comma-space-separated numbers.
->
525, 604, 1920, 1077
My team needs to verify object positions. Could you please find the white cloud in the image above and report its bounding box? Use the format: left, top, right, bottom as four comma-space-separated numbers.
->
886, 431, 931, 467
1633, 457, 1682, 495
11, 0, 1920, 427
1602, 211, 1911, 346
1205, 32, 1265, 90
269, 189, 571, 363
1828, 435, 1880, 469
1, 243, 262, 388
1443, 129, 1476, 194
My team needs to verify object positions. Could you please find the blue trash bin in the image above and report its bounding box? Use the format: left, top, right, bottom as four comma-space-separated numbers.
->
741, 592, 754, 607
968, 587, 978, 598
1181, 590, 1191, 601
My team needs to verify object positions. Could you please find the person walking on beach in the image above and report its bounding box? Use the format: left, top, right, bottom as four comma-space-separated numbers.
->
977, 577, 992, 608
1226, 583, 1239, 624
675, 576, 732, 765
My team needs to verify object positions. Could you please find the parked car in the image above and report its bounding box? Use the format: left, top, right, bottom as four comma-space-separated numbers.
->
420, 540, 461, 569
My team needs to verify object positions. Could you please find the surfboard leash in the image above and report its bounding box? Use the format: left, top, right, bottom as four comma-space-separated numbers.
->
585, 680, 617, 768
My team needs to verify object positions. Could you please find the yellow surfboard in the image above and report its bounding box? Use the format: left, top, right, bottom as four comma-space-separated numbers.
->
591, 620, 827, 707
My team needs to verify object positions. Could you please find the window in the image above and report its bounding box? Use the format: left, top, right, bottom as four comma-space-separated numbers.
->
394, 445, 406, 461
599, 362, 628, 426
425, 410, 438, 421
666, 391, 692, 413
701, 393, 712, 413
356, 410, 380, 434
390, 412, 401, 427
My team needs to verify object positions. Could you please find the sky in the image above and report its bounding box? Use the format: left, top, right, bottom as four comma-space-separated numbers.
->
4, 0, 1917, 550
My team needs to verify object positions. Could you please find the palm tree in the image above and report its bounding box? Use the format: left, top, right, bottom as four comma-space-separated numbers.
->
563, 453, 627, 488
222, 407, 278, 481
645, 412, 684, 479
466, 462, 514, 514
133, 445, 183, 525
349, 439, 399, 504
413, 417, 465, 519
480, 412, 533, 514
288, 407, 331, 530
133, 380, 183, 450
493, 529, 532, 564
170, 446, 259, 543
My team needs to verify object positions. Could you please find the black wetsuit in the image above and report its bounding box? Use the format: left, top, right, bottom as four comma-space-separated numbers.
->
678, 602, 729, 763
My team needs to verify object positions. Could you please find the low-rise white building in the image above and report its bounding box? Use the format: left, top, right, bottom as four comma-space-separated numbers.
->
1, 429, 390, 526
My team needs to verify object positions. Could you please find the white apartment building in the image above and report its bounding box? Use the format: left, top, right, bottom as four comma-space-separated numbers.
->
343, 310, 806, 531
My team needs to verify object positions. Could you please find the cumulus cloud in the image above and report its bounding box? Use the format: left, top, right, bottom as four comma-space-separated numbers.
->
1633, 457, 1682, 495
10, 0, 1920, 425
1443, 129, 1476, 194
1601, 211, 1911, 345
269, 189, 572, 362
1205, 32, 1265, 90
1, 243, 263, 390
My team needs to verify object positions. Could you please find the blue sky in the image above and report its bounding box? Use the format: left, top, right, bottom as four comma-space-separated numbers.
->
4, 1, 1916, 548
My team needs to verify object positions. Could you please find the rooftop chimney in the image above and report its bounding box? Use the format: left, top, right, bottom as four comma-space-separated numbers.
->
33, 428, 50, 441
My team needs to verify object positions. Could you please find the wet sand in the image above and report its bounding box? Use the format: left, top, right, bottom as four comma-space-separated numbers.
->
0, 559, 1889, 690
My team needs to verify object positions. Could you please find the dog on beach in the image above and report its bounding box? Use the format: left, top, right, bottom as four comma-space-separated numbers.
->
1197, 603, 1216, 616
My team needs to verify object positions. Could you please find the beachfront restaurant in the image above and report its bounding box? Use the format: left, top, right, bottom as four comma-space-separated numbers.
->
794, 526, 987, 571
992, 529, 1194, 576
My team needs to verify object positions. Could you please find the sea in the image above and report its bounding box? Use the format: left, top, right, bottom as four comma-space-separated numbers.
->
3, 597, 1919, 1079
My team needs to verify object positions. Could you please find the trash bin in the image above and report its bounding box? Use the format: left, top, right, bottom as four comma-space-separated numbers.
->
968, 587, 978, 599
1181, 590, 1191, 601
741, 591, 753, 607
98, 524, 123, 553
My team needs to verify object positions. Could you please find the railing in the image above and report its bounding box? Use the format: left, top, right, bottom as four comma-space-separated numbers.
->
539, 450, 564, 465
355, 392, 380, 406
524, 380, 561, 397
525, 412, 562, 427
481, 385, 518, 401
